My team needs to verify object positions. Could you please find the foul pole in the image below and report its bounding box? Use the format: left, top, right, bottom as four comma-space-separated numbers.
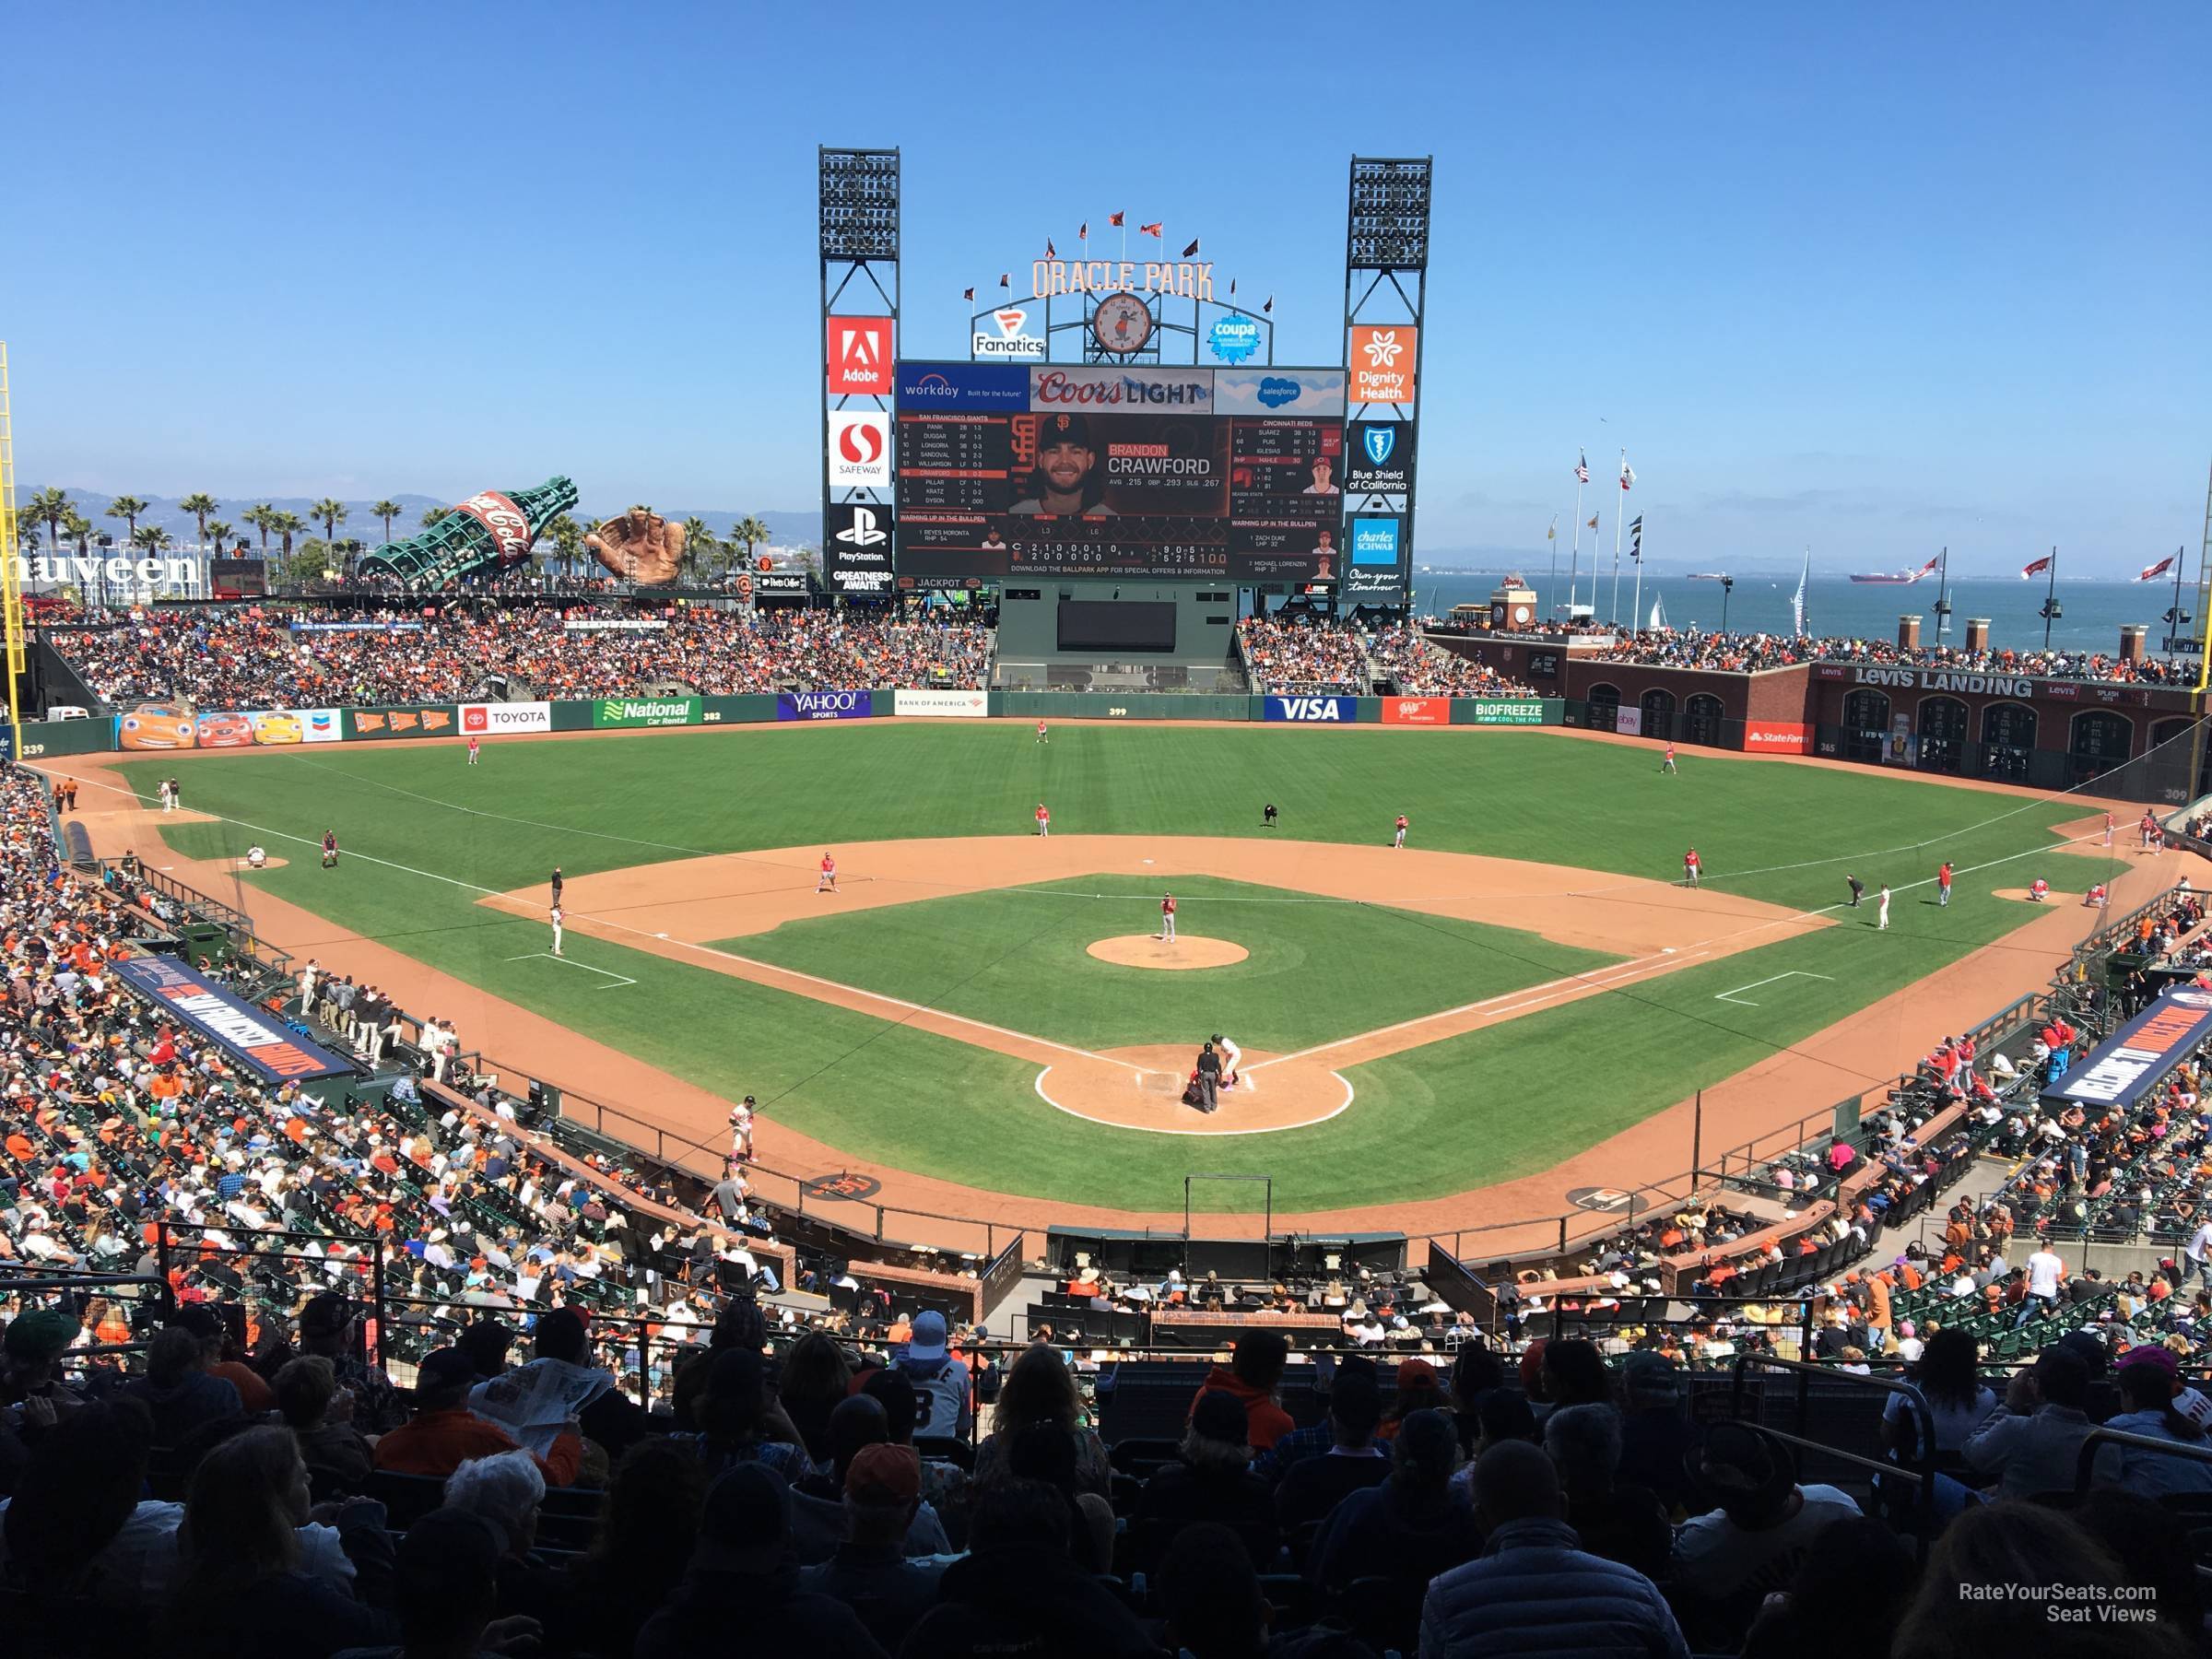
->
0, 343, 22, 737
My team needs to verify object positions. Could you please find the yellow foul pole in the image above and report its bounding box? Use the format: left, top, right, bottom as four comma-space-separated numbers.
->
0, 342, 23, 738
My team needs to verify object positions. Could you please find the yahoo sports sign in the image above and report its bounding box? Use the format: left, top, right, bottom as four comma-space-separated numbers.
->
778, 689, 879, 722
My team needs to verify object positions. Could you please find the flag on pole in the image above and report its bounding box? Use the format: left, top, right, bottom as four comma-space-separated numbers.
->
1913, 555, 1940, 581
1630, 516, 1643, 562
1575, 450, 1590, 484
2140, 553, 2179, 582
1230, 276, 1237, 296
1619, 458, 1635, 491
998, 273, 1010, 289
1109, 211, 1125, 227
1078, 222, 1088, 241
1181, 236, 1200, 257
2020, 554, 2053, 580
1263, 295, 1274, 313
961, 287, 974, 301
1586, 513, 1599, 530
1547, 516, 1558, 541
1045, 239, 1055, 257
1139, 221, 1163, 237
1792, 548, 1811, 639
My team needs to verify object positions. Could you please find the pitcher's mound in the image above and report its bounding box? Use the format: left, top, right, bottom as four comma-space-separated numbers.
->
1994, 888, 2081, 904
234, 856, 289, 871
1087, 935, 1248, 971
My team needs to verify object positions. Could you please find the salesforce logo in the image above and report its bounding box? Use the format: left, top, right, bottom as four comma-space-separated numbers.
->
1257, 377, 1301, 408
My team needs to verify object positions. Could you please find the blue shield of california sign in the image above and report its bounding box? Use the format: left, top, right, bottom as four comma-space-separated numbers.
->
1345, 421, 1414, 494
1362, 426, 1395, 466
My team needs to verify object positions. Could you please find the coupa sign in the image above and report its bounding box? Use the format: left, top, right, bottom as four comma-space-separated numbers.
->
1265, 696, 1356, 724
11, 555, 198, 590
777, 689, 878, 722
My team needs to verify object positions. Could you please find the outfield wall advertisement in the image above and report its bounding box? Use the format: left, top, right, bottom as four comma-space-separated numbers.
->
894, 689, 988, 718
461, 701, 553, 735
1265, 696, 1358, 724
778, 690, 879, 722
594, 696, 702, 728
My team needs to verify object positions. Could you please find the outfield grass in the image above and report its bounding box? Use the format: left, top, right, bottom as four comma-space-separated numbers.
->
722, 875, 1621, 1053
124, 725, 2125, 1211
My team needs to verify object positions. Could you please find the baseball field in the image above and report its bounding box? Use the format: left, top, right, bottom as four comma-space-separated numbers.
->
91, 721, 2126, 1227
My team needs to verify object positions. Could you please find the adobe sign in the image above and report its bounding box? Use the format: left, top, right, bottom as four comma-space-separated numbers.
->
828, 316, 895, 395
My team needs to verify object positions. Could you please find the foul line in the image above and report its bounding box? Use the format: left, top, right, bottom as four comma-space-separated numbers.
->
1714, 970, 1834, 1007
501, 951, 637, 987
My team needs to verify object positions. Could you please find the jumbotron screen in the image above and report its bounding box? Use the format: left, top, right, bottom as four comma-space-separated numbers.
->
893, 362, 1346, 585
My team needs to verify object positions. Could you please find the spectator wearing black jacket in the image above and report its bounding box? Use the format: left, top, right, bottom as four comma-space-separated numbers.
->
1276, 1367, 1391, 1537
1131, 1389, 1281, 1573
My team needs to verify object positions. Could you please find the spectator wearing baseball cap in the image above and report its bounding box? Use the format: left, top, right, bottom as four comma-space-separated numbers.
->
1617, 1351, 1700, 1515
297, 1291, 400, 1434
1131, 1389, 1279, 1574
2093, 1345, 2212, 1498
896, 1309, 971, 1441
1308, 1407, 1481, 1599
1671, 1421, 1861, 1645
636, 1466, 885, 1659
373, 1347, 582, 1486
1274, 1364, 1390, 1535
798, 1442, 948, 1650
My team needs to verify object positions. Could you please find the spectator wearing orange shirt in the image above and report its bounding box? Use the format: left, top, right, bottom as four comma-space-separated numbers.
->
373, 1347, 583, 1486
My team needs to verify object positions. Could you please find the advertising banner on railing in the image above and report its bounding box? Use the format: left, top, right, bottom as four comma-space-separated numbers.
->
110, 955, 354, 1083
894, 689, 988, 718
778, 690, 878, 722
347, 706, 458, 740
461, 701, 553, 735
2043, 984, 2212, 1112
1264, 696, 1357, 724
594, 696, 702, 728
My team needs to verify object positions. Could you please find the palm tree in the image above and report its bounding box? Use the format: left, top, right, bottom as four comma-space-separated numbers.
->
104, 494, 147, 550
420, 505, 451, 529
311, 497, 348, 550
271, 510, 306, 559
547, 514, 582, 582
204, 518, 233, 551
244, 502, 276, 557
680, 516, 714, 582
201, 520, 233, 598
130, 524, 173, 556
24, 487, 74, 562
371, 499, 402, 545
732, 514, 771, 571
64, 510, 93, 555
178, 492, 218, 551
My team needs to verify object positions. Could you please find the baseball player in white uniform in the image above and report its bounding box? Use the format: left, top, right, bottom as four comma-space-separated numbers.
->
549, 904, 565, 957
1214, 1031, 1241, 1090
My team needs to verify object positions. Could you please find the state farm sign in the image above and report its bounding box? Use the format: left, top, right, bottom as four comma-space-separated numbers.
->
1744, 723, 1809, 754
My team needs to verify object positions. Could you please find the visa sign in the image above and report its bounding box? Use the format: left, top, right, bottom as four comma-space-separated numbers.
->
1265, 696, 1357, 724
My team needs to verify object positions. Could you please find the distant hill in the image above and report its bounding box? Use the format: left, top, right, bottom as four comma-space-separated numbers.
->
16, 488, 820, 550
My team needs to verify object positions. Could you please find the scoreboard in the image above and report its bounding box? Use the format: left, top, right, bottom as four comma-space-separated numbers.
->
892, 362, 1347, 587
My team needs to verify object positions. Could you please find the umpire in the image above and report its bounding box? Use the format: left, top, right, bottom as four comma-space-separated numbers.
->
1196, 1041, 1222, 1113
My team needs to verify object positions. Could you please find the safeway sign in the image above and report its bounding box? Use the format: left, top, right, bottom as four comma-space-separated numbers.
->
828, 317, 894, 395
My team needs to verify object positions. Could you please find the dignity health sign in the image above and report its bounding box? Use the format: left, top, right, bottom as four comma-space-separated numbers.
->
111, 956, 353, 1084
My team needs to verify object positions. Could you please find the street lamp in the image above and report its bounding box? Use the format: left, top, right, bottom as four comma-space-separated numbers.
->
1719, 575, 1735, 634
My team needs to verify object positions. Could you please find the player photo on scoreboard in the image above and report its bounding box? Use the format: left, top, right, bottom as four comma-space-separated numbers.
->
1007, 411, 1230, 519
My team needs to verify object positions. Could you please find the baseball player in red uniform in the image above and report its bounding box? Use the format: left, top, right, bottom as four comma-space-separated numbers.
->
1661, 743, 1677, 774
1936, 861, 1952, 907
1036, 720, 1049, 744
1159, 892, 1177, 941
1035, 802, 1050, 837
1683, 847, 1700, 887
818, 853, 838, 894
1393, 814, 1408, 850
467, 735, 480, 766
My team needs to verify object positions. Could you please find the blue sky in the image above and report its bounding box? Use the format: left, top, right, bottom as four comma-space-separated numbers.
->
11, 1, 2206, 573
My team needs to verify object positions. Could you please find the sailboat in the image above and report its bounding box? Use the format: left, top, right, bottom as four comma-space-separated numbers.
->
1647, 594, 1667, 629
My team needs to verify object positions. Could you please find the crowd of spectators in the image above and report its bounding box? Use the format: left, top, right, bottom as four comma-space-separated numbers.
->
1562, 624, 2201, 685
1237, 617, 1538, 700
49, 605, 994, 710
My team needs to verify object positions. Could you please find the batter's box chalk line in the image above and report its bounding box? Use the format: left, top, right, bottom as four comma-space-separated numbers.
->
1713, 970, 1834, 1007
501, 951, 638, 988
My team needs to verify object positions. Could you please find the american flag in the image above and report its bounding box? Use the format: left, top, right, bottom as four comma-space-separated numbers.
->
1575, 450, 1589, 484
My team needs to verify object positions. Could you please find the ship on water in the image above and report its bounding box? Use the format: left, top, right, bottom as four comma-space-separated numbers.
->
1848, 555, 1941, 585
